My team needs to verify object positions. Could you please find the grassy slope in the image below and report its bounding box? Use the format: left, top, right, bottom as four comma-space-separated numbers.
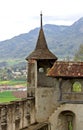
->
0, 91, 19, 102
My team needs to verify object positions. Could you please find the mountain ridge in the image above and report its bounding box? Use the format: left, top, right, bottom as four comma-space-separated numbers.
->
0, 17, 83, 65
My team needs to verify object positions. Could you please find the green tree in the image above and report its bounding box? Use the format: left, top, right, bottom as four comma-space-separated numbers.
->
74, 44, 83, 61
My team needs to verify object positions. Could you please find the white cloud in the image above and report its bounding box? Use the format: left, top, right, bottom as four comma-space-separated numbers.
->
0, 0, 83, 41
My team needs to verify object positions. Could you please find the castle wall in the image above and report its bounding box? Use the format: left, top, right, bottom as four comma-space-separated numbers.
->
0, 98, 34, 130
38, 73, 55, 87
27, 60, 37, 97
49, 104, 83, 130
59, 78, 83, 102
35, 79, 60, 122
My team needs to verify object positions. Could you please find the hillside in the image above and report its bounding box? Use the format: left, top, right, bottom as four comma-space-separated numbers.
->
0, 17, 83, 67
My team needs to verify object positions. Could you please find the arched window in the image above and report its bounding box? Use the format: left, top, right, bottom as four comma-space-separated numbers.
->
73, 81, 81, 92
58, 111, 74, 130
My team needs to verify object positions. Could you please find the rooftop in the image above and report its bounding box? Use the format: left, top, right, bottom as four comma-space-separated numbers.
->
26, 13, 57, 60
47, 61, 83, 78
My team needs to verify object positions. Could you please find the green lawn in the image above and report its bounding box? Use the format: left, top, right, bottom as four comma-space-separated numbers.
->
0, 91, 19, 103
0, 80, 27, 103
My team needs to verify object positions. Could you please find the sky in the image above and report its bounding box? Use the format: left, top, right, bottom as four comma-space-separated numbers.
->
0, 0, 83, 41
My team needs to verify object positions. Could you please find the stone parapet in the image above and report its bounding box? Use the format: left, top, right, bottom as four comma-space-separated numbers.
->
0, 98, 34, 130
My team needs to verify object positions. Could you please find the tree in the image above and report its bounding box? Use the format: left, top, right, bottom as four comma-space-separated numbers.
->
74, 44, 83, 61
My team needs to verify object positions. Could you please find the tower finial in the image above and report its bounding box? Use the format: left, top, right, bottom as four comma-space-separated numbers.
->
40, 11, 43, 28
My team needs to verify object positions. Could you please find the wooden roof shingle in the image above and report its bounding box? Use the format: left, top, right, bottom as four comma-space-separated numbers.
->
47, 61, 83, 78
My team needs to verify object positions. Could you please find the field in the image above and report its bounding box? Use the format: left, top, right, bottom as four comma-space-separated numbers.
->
0, 79, 27, 103
0, 91, 19, 103
0, 79, 27, 86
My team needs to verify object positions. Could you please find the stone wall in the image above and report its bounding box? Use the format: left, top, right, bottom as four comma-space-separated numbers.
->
60, 78, 83, 102
0, 98, 35, 130
35, 81, 60, 122
49, 104, 83, 130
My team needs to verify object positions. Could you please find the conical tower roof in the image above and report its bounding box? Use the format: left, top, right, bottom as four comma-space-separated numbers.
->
26, 13, 57, 60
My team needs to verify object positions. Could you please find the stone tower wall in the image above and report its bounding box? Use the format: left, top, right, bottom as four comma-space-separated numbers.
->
35, 79, 60, 122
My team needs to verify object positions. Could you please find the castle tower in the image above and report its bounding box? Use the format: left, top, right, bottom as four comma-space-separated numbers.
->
26, 13, 57, 122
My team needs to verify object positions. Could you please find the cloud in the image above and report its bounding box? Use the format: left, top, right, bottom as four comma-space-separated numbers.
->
0, 0, 83, 40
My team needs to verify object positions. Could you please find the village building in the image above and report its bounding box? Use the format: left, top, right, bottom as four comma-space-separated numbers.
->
0, 14, 83, 130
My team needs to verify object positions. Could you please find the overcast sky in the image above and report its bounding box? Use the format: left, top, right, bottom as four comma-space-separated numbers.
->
0, 0, 83, 41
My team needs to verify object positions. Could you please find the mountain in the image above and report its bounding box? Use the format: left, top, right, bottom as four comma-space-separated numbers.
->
0, 17, 83, 66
